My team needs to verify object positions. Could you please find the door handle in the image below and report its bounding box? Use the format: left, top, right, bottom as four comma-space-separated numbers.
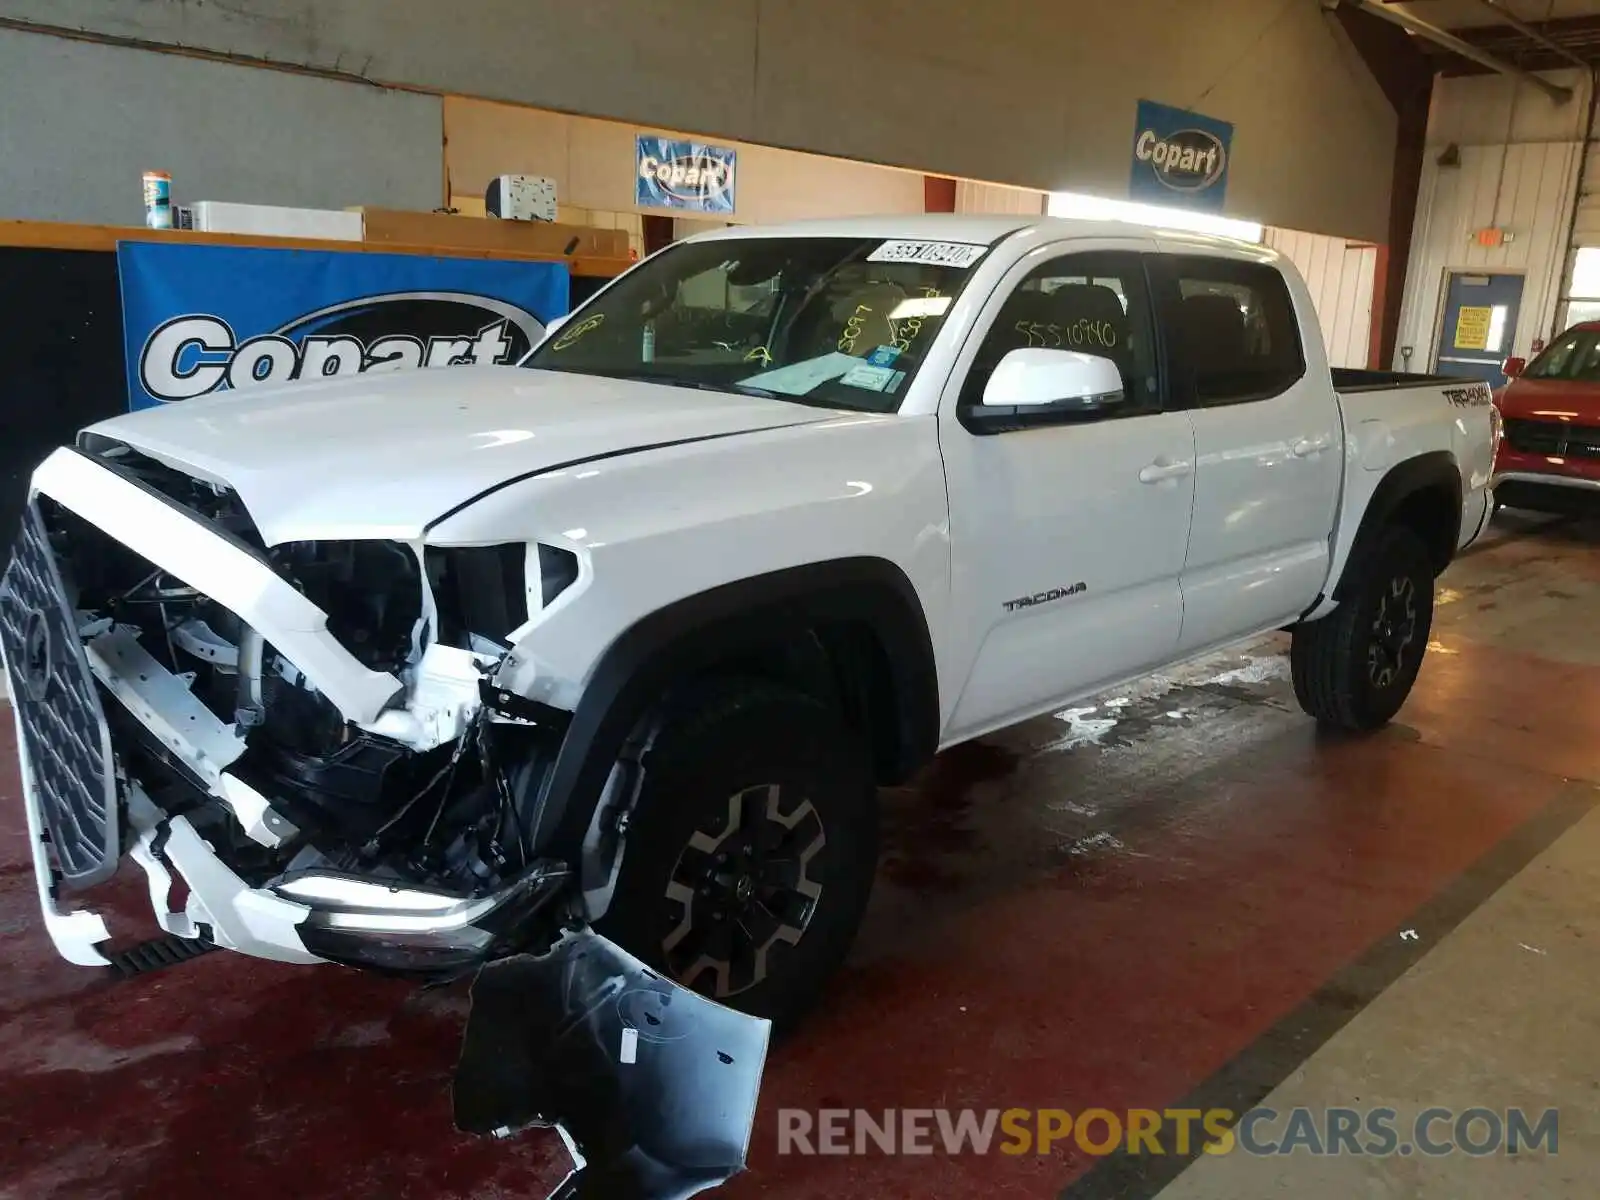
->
1293, 435, 1334, 458
1138, 459, 1194, 484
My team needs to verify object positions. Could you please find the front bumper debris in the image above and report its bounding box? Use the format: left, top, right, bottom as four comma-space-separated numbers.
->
455, 929, 771, 1199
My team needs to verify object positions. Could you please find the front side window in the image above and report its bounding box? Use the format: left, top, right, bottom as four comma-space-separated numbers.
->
1166, 258, 1306, 406
959, 251, 1161, 416
1524, 327, 1600, 381
523, 236, 989, 413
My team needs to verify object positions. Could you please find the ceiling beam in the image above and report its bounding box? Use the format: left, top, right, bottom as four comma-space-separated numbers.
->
1420, 12, 1600, 68
1353, 0, 1574, 102
1471, 0, 1590, 69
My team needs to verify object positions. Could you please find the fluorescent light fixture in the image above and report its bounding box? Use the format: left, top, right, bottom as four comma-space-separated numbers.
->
1047, 191, 1264, 243
889, 297, 953, 320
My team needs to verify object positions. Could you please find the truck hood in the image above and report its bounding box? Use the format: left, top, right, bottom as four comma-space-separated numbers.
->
85, 366, 827, 544
1495, 376, 1600, 423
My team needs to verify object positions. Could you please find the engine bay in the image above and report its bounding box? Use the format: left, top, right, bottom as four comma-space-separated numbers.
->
51, 440, 563, 912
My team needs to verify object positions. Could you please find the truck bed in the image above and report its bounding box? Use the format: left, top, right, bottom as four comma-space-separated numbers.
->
1331, 368, 1475, 393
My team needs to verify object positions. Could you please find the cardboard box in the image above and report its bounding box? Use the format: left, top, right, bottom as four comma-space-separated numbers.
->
192, 201, 363, 241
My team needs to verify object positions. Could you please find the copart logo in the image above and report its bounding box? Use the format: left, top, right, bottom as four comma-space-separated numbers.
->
138, 292, 546, 403
1135, 127, 1227, 193
637, 152, 734, 206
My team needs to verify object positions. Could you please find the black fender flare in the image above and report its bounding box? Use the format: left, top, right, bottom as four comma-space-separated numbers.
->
1333, 450, 1463, 599
526, 557, 941, 855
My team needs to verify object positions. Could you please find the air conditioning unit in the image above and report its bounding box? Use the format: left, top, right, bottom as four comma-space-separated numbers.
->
485, 175, 558, 222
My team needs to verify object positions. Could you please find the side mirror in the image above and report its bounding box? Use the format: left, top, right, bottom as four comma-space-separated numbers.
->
1502, 356, 1526, 379
972, 348, 1125, 431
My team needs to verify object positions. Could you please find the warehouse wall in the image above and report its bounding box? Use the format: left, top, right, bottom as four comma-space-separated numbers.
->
443, 99, 926, 229
0, 0, 1397, 241
1265, 227, 1378, 370
0, 27, 442, 223
955, 181, 1047, 218
1394, 69, 1589, 371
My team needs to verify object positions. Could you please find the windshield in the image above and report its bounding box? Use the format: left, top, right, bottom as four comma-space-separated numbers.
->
1524, 327, 1600, 382
522, 236, 990, 413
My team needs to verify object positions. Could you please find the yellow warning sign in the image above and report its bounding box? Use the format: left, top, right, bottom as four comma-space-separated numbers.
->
1454, 306, 1492, 351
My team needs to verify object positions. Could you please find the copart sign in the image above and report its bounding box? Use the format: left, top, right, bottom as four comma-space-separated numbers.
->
635, 134, 737, 214
1129, 98, 1233, 213
117, 242, 571, 411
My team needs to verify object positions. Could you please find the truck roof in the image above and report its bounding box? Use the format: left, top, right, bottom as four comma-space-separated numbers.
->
687, 212, 1267, 254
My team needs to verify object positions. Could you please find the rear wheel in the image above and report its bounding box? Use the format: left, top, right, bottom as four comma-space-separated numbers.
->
1291, 526, 1435, 731
596, 680, 878, 1031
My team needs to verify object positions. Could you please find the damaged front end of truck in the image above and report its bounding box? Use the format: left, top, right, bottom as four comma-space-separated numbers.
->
0, 440, 769, 1198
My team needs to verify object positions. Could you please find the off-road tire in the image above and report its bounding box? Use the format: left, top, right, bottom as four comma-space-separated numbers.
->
1291, 526, 1435, 731
596, 679, 878, 1032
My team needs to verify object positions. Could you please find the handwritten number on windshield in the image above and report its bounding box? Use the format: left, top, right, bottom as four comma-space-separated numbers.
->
838, 304, 873, 355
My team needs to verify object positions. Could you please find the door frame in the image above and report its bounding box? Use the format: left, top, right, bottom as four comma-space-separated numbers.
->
1429, 266, 1527, 374
932, 234, 1195, 741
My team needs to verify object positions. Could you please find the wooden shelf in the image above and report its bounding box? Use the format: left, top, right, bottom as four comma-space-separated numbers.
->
0, 219, 632, 278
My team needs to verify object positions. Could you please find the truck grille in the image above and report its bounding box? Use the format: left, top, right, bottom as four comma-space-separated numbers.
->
0, 502, 118, 889
1503, 417, 1600, 459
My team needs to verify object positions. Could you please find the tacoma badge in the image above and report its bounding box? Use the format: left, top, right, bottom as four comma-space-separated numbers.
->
1003, 582, 1087, 613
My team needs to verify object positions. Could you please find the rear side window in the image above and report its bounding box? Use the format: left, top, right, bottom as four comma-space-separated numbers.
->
1166, 258, 1305, 406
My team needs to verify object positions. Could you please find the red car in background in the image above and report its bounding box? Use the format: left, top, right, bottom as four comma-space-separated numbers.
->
1493, 322, 1600, 515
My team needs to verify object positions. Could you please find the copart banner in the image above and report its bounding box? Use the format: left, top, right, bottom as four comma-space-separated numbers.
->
635, 135, 737, 214
1129, 99, 1233, 213
118, 242, 570, 411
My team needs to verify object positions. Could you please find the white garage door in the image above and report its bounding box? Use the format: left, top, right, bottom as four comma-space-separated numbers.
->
1559, 143, 1600, 331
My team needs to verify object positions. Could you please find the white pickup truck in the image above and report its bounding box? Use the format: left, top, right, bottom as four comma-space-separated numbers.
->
2, 214, 1495, 1184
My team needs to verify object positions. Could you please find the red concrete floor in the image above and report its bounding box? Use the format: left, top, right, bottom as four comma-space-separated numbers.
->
1, 514, 1595, 1200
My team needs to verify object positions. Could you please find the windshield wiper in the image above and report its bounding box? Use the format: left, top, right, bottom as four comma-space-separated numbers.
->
552, 367, 784, 401
674, 377, 784, 400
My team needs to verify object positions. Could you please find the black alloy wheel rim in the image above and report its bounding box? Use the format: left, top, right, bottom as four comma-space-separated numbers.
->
1368, 574, 1419, 690
662, 783, 828, 999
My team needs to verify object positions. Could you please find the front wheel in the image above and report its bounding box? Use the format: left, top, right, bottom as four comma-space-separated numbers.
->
1291, 526, 1435, 731
595, 680, 878, 1032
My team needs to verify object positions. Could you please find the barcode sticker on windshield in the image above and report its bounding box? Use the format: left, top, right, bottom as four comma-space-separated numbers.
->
867, 240, 988, 268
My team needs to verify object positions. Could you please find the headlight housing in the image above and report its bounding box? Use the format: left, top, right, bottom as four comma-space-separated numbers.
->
271, 539, 422, 672
424, 543, 578, 652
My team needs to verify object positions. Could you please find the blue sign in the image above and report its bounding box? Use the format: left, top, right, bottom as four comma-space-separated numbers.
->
117, 242, 570, 411
635, 135, 737, 214
1129, 99, 1233, 213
